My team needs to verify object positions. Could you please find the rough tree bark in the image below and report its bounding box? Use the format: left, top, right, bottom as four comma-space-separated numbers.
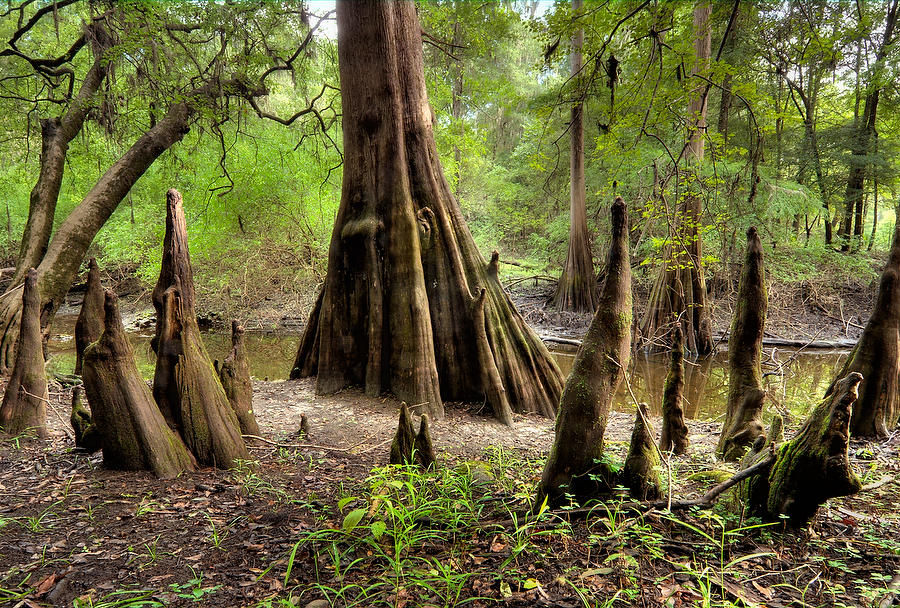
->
0, 269, 48, 438
74, 258, 104, 375
552, 0, 597, 313
536, 197, 631, 508
291, 1, 563, 423
389, 402, 436, 468
659, 325, 689, 455
741, 373, 862, 527
640, 0, 714, 356
0, 101, 193, 373
152, 189, 248, 468
622, 403, 662, 500
83, 290, 196, 478
718, 227, 767, 461
826, 206, 900, 437
218, 320, 260, 436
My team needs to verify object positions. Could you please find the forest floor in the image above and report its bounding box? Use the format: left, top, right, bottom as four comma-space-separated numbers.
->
1, 374, 899, 608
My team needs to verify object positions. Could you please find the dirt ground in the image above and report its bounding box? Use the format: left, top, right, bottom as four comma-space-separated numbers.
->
1, 372, 898, 608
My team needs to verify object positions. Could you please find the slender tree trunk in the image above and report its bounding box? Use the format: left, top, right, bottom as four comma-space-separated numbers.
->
553, 0, 597, 313
718, 227, 767, 460
839, 0, 898, 251
0, 269, 48, 438
639, 0, 713, 355
826, 206, 900, 437
74, 258, 104, 376
152, 189, 248, 468
868, 152, 879, 251
83, 290, 196, 478
0, 102, 193, 373
291, 1, 563, 423
536, 198, 631, 508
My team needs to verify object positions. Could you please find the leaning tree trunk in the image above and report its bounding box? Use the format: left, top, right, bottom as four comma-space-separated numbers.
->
83, 290, 196, 478
74, 258, 104, 375
0, 269, 48, 439
741, 372, 862, 527
152, 188, 248, 468
218, 320, 260, 436
718, 227, 767, 461
0, 102, 193, 373
536, 197, 631, 508
826, 206, 900, 437
639, 0, 714, 356
291, 1, 563, 423
659, 325, 689, 455
8, 30, 113, 290
552, 0, 597, 313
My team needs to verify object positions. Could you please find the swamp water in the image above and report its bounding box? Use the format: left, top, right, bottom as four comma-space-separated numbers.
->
47, 314, 847, 421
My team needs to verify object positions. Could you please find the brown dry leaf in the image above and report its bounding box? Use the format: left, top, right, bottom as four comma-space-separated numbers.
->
32, 573, 58, 596
751, 580, 774, 600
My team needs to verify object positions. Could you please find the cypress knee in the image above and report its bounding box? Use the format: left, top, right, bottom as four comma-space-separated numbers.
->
622, 403, 662, 500
536, 198, 631, 508
741, 373, 862, 527
0, 269, 48, 439
74, 258, 104, 376
151, 188, 248, 468
70, 386, 101, 452
718, 227, 767, 461
659, 325, 689, 455
219, 320, 259, 436
390, 403, 436, 468
826, 207, 900, 437
83, 290, 195, 478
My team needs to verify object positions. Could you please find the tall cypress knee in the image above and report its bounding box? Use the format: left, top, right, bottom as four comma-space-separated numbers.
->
718, 227, 767, 461
219, 320, 259, 436
75, 257, 104, 376
83, 290, 196, 478
536, 197, 631, 508
826, 206, 900, 437
0, 269, 48, 439
151, 188, 248, 468
659, 325, 689, 455
290, 1, 563, 424
741, 373, 862, 527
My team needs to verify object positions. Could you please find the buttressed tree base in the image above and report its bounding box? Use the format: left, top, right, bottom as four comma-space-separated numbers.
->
291, 0, 563, 425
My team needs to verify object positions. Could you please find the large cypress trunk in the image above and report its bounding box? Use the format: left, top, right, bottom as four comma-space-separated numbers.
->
718, 227, 767, 460
74, 258, 105, 376
536, 198, 631, 508
291, 1, 563, 423
826, 206, 900, 437
552, 0, 596, 313
83, 290, 196, 478
152, 189, 248, 468
0, 269, 48, 439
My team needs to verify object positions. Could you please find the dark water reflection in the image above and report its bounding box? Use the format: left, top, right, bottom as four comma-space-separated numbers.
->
552, 347, 848, 420
47, 314, 847, 422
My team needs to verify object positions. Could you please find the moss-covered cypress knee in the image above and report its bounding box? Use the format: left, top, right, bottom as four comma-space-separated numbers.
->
219, 320, 259, 436
659, 325, 689, 455
75, 257, 104, 376
623, 403, 662, 500
718, 227, 767, 461
536, 197, 632, 508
